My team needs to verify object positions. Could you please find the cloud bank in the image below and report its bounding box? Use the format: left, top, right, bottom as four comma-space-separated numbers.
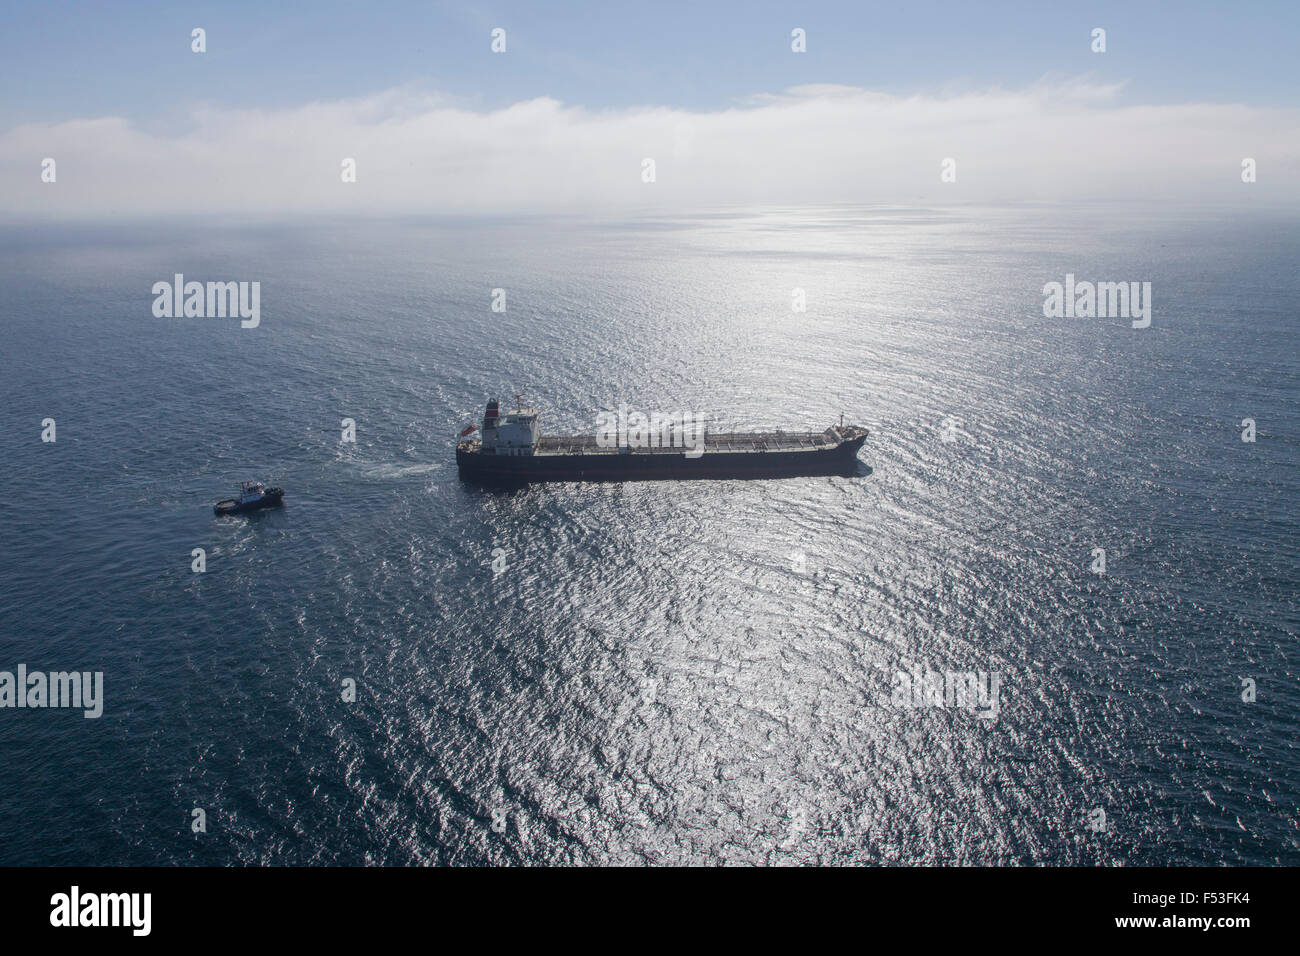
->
3, 79, 1298, 218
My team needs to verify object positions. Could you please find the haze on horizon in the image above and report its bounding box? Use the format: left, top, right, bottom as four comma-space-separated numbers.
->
1, 1, 1297, 218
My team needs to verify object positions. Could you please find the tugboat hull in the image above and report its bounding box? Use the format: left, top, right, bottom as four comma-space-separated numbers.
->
213, 488, 284, 515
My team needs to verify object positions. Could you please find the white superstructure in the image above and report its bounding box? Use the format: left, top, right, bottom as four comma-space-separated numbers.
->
480, 396, 539, 455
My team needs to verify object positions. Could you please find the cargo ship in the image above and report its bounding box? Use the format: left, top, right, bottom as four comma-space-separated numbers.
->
456, 397, 867, 483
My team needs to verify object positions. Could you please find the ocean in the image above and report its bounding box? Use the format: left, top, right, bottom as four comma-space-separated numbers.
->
0, 204, 1295, 865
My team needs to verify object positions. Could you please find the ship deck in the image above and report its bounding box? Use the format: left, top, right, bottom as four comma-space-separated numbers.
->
532, 429, 845, 456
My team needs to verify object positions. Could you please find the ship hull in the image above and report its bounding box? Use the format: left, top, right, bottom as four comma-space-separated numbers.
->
213, 488, 284, 515
457, 434, 866, 484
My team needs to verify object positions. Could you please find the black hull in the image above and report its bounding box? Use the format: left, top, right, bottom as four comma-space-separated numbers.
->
458, 436, 866, 484
213, 489, 285, 515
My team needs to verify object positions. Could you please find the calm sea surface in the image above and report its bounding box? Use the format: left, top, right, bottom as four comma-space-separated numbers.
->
0, 205, 1296, 864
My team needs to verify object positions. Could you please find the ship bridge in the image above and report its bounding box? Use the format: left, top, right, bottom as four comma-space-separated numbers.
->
478, 396, 539, 456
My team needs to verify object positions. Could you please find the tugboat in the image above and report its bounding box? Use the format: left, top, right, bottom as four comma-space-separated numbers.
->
213, 481, 284, 515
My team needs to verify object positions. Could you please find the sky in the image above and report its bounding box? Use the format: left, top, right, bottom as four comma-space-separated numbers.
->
1, 0, 1297, 216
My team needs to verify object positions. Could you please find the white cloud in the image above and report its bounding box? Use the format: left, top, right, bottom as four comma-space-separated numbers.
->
4, 79, 1297, 218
